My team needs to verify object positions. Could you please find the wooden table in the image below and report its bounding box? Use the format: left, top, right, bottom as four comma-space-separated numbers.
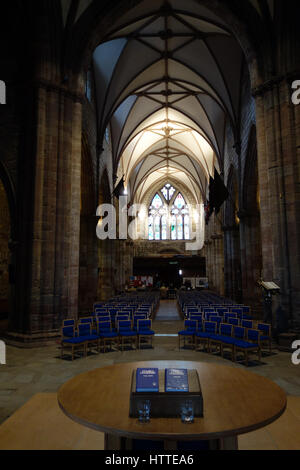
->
57, 361, 287, 450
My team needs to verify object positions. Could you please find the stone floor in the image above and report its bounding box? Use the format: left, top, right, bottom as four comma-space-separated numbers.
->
0, 300, 300, 427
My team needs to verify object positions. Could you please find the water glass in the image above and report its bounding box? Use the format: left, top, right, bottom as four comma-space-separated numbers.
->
138, 400, 151, 423
181, 400, 194, 423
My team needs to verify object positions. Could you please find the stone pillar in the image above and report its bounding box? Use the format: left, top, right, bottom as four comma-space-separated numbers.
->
253, 77, 300, 323
79, 214, 98, 315
223, 225, 241, 301
8, 82, 83, 342
212, 234, 224, 297
239, 210, 263, 316
98, 239, 115, 301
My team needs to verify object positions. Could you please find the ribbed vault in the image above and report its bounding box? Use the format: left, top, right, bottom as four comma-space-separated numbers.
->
92, 0, 245, 203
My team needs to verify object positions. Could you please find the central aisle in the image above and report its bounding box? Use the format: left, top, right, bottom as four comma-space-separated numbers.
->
153, 299, 182, 335
154, 299, 182, 321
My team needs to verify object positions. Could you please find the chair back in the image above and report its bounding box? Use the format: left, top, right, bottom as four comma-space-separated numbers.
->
231, 308, 243, 315
215, 308, 228, 314
79, 317, 93, 324
116, 315, 130, 323
257, 323, 271, 336
78, 323, 91, 336
190, 315, 202, 322
233, 326, 245, 339
137, 319, 152, 331
204, 321, 217, 334
62, 326, 75, 338
97, 321, 112, 333
185, 320, 197, 330
220, 323, 233, 337
227, 317, 239, 326
241, 320, 253, 329
247, 329, 260, 343
63, 320, 75, 327
96, 315, 111, 323
118, 320, 132, 332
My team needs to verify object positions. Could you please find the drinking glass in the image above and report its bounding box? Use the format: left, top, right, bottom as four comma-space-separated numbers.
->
181, 400, 194, 423
138, 400, 151, 423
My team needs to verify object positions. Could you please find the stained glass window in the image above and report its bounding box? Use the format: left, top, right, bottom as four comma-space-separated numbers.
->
161, 184, 176, 202
148, 187, 190, 241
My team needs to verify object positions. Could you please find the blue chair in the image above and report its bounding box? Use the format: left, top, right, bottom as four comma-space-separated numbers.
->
61, 326, 89, 361
133, 314, 147, 330
210, 316, 222, 333
225, 313, 237, 322
232, 326, 245, 340
227, 317, 239, 327
218, 323, 235, 359
231, 308, 243, 316
195, 321, 217, 352
79, 317, 97, 334
118, 320, 137, 351
233, 328, 261, 366
63, 319, 76, 328
178, 320, 198, 350
97, 321, 119, 353
78, 323, 100, 354
136, 319, 155, 349
241, 319, 254, 330
190, 315, 203, 323
257, 323, 272, 352
62, 325, 75, 339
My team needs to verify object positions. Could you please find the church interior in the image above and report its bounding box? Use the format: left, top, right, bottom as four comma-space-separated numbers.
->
0, 0, 299, 451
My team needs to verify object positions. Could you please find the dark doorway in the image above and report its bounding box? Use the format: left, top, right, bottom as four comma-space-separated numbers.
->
133, 256, 206, 288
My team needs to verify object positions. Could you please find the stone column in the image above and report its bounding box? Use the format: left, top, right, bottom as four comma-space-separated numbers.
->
212, 234, 224, 296
239, 210, 263, 316
223, 225, 241, 301
8, 82, 83, 342
253, 77, 300, 323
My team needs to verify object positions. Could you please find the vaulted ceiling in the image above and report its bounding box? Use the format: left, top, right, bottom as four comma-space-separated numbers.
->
91, 0, 247, 203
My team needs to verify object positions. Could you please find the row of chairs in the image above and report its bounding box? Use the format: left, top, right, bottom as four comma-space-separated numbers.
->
64, 313, 149, 330
189, 315, 262, 332
186, 313, 254, 326
61, 319, 155, 360
178, 320, 271, 366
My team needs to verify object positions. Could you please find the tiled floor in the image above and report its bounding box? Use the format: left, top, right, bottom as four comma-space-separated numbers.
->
0, 300, 300, 449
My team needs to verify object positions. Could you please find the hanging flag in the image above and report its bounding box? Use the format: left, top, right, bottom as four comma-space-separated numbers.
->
113, 177, 125, 198
207, 170, 229, 220
213, 169, 229, 214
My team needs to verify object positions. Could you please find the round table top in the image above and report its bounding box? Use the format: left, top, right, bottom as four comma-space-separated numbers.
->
57, 361, 287, 441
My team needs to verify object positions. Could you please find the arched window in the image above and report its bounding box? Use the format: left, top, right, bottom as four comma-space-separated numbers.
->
148, 185, 190, 241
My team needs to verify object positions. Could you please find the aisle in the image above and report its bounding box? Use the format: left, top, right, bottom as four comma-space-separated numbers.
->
153, 299, 182, 335
154, 300, 181, 321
